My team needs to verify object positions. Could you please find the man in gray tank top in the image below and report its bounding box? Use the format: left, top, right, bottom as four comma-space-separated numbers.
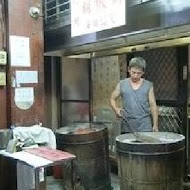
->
110, 57, 158, 133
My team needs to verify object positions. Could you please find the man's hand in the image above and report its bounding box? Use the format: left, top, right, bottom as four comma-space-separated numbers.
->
153, 126, 159, 132
115, 108, 122, 117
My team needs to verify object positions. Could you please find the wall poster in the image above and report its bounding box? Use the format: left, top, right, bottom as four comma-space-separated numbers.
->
10, 36, 31, 67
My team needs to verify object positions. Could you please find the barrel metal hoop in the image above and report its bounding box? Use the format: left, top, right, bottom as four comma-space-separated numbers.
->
123, 178, 183, 185
82, 181, 111, 190
58, 137, 107, 145
117, 146, 185, 156
77, 155, 108, 162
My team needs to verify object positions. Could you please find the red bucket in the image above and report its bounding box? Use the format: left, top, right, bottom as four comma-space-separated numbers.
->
53, 165, 63, 179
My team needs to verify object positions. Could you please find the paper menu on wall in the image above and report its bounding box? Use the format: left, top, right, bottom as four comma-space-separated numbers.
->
10, 36, 30, 67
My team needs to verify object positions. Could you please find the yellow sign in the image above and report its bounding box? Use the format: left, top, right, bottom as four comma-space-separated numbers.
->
0, 72, 6, 85
0, 51, 7, 65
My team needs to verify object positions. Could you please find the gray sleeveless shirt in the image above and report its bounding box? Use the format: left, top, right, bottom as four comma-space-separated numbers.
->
120, 78, 153, 133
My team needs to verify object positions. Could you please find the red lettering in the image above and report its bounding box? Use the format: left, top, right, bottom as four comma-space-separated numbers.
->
82, 0, 91, 14
95, 0, 107, 9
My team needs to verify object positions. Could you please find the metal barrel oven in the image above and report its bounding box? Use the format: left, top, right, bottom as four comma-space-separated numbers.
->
55, 123, 112, 190
116, 132, 185, 190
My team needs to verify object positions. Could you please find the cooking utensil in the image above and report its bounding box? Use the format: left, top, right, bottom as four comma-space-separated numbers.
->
121, 111, 160, 143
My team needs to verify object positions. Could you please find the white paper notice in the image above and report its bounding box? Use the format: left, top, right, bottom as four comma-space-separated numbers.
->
14, 87, 34, 110
16, 71, 38, 84
10, 36, 30, 67
71, 0, 126, 37
39, 167, 45, 182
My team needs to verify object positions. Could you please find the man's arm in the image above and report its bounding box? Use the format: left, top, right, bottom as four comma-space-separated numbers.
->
110, 83, 122, 117
149, 86, 159, 132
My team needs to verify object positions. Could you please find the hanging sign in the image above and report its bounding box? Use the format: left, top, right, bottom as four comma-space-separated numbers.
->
71, 0, 126, 37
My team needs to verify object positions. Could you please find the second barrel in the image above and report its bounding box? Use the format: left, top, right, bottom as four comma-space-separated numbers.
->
56, 123, 112, 190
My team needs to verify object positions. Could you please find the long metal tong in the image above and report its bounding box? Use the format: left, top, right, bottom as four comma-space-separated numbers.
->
121, 110, 160, 143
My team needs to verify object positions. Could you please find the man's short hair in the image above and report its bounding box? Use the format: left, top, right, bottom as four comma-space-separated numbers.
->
129, 57, 146, 71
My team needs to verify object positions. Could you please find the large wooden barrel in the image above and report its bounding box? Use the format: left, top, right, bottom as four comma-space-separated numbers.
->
116, 132, 185, 190
56, 123, 112, 190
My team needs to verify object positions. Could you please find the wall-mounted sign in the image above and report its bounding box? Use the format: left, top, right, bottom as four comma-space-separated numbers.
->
10, 36, 30, 67
71, 0, 126, 37
0, 72, 6, 86
16, 71, 38, 84
14, 87, 34, 110
0, 51, 7, 65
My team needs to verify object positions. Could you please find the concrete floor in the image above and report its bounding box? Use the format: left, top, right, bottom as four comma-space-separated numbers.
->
110, 172, 120, 190
46, 172, 120, 190
46, 174, 190, 190
46, 169, 190, 190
